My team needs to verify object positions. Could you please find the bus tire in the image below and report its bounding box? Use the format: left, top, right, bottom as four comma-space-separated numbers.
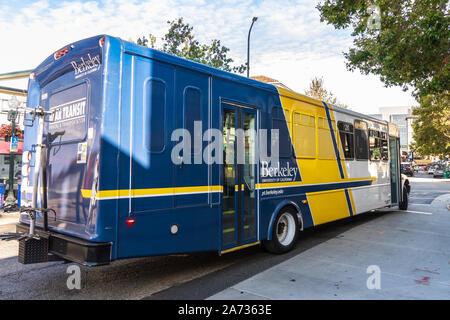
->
399, 186, 408, 210
263, 208, 299, 254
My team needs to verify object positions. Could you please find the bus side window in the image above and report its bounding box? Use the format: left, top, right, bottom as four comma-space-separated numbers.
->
337, 121, 354, 159
293, 112, 316, 158
369, 130, 382, 161
145, 79, 166, 152
380, 132, 389, 161
318, 117, 336, 159
354, 120, 369, 160
272, 107, 292, 158
184, 87, 202, 155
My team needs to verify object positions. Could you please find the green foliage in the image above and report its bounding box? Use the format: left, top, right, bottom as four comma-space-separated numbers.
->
137, 18, 246, 74
411, 91, 450, 157
317, 0, 449, 98
304, 77, 349, 108
317, 0, 449, 155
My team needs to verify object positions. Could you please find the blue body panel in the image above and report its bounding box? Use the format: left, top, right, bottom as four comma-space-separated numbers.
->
22, 35, 304, 260
23, 36, 106, 240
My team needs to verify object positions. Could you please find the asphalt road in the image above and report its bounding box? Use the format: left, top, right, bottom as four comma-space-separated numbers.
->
408, 172, 450, 204
0, 173, 448, 300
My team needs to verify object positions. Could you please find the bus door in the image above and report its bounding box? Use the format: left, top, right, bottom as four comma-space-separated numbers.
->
389, 136, 401, 204
221, 103, 257, 250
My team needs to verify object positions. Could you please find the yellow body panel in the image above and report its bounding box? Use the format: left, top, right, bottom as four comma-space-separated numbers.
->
277, 87, 355, 224
307, 189, 350, 225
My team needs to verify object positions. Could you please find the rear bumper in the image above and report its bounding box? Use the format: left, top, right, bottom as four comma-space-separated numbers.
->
16, 223, 112, 266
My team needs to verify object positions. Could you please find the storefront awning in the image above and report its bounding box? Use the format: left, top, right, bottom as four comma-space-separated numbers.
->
0, 140, 23, 154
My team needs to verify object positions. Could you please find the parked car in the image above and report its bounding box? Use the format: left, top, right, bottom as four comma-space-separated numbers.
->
428, 167, 436, 175
401, 162, 414, 177
433, 167, 444, 178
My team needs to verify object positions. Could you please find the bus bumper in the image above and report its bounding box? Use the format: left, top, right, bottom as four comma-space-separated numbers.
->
16, 223, 112, 266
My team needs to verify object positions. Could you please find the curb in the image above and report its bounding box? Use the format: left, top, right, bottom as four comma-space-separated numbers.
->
429, 193, 450, 211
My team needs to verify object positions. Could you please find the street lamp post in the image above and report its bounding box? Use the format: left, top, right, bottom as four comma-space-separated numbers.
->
5, 96, 20, 206
247, 17, 258, 78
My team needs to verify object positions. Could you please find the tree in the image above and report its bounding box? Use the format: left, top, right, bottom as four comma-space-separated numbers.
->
304, 77, 349, 108
137, 18, 246, 74
317, 0, 449, 155
317, 0, 449, 98
410, 91, 450, 157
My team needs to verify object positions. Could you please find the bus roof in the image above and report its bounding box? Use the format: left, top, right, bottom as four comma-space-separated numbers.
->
120, 36, 278, 95
274, 85, 391, 127
32, 34, 395, 130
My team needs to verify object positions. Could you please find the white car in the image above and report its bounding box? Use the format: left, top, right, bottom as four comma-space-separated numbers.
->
428, 167, 436, 174
433, 168, 444, 178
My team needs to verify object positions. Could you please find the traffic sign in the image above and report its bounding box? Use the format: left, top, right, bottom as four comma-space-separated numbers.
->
10, 136, 18, 153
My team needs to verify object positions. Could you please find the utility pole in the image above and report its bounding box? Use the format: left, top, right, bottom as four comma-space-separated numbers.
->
247, 17, 258, 78
4, 96, 20, 206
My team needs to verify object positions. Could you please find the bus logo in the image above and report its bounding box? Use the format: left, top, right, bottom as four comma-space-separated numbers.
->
70, 53, 101, 77
261, 161, 298, 180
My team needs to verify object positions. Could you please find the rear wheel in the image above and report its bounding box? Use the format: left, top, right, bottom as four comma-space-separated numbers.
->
263, 208, 299, 254
399, 186, 408, 210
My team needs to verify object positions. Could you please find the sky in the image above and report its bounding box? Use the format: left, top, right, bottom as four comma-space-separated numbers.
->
0, 0, 418, 114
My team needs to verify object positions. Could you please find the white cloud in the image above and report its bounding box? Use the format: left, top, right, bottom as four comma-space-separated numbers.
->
0, 0, 417, 113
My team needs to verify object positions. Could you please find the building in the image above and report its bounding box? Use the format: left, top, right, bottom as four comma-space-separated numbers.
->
0, 74, 28, 203
369, 106, 416, 157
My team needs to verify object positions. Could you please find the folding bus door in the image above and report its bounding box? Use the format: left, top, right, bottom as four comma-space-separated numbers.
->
221, 103, 257, 251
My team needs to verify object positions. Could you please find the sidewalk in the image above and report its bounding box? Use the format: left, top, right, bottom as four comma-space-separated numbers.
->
208, 195, 450, 300
0, 210, 20, 226
430, 193, 450, 211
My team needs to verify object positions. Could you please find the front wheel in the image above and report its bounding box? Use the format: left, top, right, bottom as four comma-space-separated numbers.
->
399, 186, 408, 210
262, 208, 299, 254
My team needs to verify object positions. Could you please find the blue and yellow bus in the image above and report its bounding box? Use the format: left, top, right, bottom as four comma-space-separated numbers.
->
17, 35, 409, 265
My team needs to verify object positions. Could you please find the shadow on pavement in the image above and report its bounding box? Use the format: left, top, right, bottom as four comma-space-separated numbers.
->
145, 209, 394, 300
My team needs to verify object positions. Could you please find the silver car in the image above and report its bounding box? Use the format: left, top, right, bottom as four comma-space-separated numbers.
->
433, 168, 444, 178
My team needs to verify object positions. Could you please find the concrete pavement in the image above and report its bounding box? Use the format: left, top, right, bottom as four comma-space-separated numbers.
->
208, 183, 450, 300
1, 175, 449, 299
0, 211, 244, 300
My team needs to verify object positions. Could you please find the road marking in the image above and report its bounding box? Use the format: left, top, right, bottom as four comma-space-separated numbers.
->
360, 227, 385, 235
413, 267, 440, 275
411, 190, 449, 193
394, 210, 433, 215
410, 197, 436, 200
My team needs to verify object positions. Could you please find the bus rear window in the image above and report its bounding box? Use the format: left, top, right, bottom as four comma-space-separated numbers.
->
49, 82, 88, 143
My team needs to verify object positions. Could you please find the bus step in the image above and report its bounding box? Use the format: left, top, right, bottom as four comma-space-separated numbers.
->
18, 237, 49, 264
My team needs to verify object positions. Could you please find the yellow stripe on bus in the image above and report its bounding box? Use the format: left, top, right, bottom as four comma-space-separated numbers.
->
255, 177, 376, 190
220, 241, 260, 254
81, 185, 223, 199
81, 178, 375, 199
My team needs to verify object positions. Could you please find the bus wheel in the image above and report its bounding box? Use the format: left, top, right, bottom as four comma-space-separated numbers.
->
399, 186, 408, 210
263, 208, 299, 254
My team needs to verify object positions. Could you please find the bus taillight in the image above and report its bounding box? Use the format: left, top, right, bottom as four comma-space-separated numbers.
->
54, 47, 69, 60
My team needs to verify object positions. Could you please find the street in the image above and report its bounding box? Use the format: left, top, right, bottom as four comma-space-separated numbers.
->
1, 173, 449, 300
